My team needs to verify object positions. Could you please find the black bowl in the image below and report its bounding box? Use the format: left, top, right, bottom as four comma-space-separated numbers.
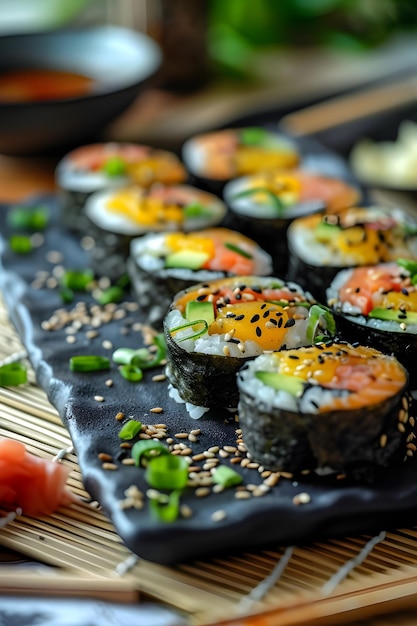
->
0, 25, 161, 156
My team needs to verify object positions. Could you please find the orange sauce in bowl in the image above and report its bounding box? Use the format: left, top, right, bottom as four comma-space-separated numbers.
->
0, 68, 96, 102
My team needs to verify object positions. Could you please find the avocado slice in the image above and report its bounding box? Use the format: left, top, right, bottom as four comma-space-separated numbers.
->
255, 371, 304, 396
315, 221, 340, 242
185, 300, 215, 326
165, 249, 210, 270
368, 308, 417, 324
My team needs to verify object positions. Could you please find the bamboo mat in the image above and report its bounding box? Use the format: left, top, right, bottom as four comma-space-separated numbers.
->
3, 296, 417, 625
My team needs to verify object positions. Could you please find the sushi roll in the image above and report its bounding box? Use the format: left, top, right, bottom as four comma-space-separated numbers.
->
128, 227, 273, 327
327, 259, 417, 385
56, 142, 187, 232
237, 342, 412, 480
82, 183, 227, 280
163, 276, 336, 417
182, 127, 300, 194
287, 206, 417, 302
223, 169, 361, 275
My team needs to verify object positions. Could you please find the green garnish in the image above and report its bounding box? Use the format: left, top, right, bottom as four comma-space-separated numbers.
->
212, 465, 243, 488
306, 304, 336, 344
232, 187, 286, 215
145, 454, 189, 490
224, 242, 253, 259
131, 440, 170, 467
95, 286, 124, 305
132, 334, 166, 369
119, 419, 142, 440
240, 127, 269, 146
183, 202, 213, 219
60, 268, 94, 292
69, 355, 110, 372
397, 258, 417, 276
9, 234, 32, 254
112, 348, 137, 365
119, 364, 143, 382
59, 287, 74, 304
0, 361, 27, 386
170, 319, 208, 342
149, 490, 182, 523
102, 156, 127, 177
7, 205, 49, 231
112, 334, 166, 371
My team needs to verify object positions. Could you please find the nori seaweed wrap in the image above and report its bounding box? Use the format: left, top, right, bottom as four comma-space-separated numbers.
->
237, 342, 413, 481
163, 275, 336, 417
286, 206, 417, 302
182, 127, 300, 195
55, 142, 187, 233
327, 260, 417, 386
80, 183, 227, 281
127, 227, 273, 328
223, 169, 360, 276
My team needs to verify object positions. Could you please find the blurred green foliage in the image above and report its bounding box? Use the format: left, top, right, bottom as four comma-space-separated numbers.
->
208, 0, 417, 77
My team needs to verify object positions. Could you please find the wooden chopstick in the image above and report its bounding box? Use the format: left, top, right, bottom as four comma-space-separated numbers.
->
280, 74, 417, 136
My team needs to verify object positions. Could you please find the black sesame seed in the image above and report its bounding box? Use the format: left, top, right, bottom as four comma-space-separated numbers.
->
196, 294, 207, 301
235, 314, 245, 321
250, 314, 260, 323
284, 318, 296, 328
263, 310, 270, 318
402, 288, 409, 296
255, 326, 262, 337
289, 355, 300, 359
277, 317, 283, 328
260, 303, 267, 309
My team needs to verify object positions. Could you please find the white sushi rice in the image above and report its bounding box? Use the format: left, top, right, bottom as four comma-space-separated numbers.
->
327, 267, 417, 334
56, 157, 129, 193
130, 231, 273, 278
84, 189, 227, 237
237, 353, 347, 414
223, 176, 324, 219
288, 206, 417, 267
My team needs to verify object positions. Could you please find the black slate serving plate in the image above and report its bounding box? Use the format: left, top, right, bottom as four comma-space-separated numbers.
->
1, 134, 417, 566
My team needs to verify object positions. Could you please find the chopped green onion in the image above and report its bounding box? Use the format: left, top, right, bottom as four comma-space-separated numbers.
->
95, 286, 124, 305
69, 355, 110, 372
306, 304, 336, 344
60, 269, 94, 292
119, 364, 143, 382
59, 287, 74, 304
102, 156, 127, 177
232, 187, 285, 215
132, 334, 166, 369
0, 362, 27, 386
131, 440, 170, 467
145, 454, 189, 490
119, 419, 142, 440
183, 202, 212, 219
397, 258, 417, 276
170, 319, 208, 342
112, 348, 137, 365
267, 300, 310, 308
112, 335, 166, 371
9, 234, 32, 254
7, 205, 49, 231
212, 465, 243, 488
240, 127, 268, 146
224, 242, 253, 259
149, 490, 182, 523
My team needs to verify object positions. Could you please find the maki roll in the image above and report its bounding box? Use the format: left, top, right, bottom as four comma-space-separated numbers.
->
56, 142, 187, 232
82, 184, 227, 280
182, 127, 300, 193
223, 169, 361, 275
327, 259, 417, 385
237, 342, 412, 481
287, 206, 417, 302
128, 227, 273, 327
163, 276, 336, 417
